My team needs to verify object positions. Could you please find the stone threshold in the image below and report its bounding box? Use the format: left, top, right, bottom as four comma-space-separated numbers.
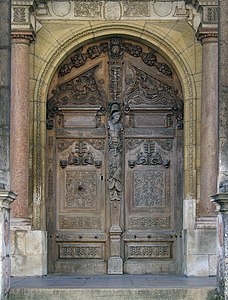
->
9, 275, 217, 300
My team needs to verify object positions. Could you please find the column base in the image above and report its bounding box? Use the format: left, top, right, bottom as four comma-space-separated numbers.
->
108, 257, 123, 274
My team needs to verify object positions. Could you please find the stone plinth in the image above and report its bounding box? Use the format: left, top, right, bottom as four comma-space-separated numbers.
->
0, 191, 16, 300
211, 193, 228, 298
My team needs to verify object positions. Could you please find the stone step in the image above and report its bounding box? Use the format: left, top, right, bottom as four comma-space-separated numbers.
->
9, 287, 217, 300
9, 275, 217, 300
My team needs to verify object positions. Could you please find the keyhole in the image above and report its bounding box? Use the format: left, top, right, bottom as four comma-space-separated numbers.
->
78, 185, 83, 191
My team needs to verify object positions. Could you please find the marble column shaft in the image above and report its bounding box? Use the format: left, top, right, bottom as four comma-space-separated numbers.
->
10, 35, 32, 219
198, 33, 218, 217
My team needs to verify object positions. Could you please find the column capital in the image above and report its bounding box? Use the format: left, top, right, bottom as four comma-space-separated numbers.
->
196, 25, 218, 44
11, 30, 35, 43
0, 190, 17, 210
211, 193, 228, 213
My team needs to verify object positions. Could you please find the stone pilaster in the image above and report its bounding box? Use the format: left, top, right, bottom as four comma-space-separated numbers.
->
10, 0, 35, 220
0, 0, 11, 190
0, 191, 16, 300
197, 26, 218, 218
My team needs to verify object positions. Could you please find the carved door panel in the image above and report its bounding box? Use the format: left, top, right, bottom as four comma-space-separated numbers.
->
46, 38, 183, 275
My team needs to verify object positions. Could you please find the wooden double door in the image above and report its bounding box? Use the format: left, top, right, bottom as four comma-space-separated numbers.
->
46, 38, 183, 275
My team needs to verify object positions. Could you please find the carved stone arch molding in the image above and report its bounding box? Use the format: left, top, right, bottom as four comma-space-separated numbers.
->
32, 23, 196, 230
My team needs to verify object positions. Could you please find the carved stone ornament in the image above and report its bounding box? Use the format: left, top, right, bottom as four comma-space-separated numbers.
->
58, 38, 172, 78
128, 141, 170, 169
46, 65, 105, 129
60, 141, 102, 169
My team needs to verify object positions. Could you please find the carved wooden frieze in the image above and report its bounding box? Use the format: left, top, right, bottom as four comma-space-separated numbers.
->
58, 38, 172, 78
60, 216, 101, 229
59, 243, 103, 259
129, 216, 170, 229
126, 244, 171, 259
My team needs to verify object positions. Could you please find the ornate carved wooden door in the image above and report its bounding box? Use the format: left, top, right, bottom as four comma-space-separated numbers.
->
46, 38, 183, 275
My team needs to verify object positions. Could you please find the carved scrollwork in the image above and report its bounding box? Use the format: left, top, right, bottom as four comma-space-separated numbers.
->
128, 141, 170, 169
125, 67, 183, 129
60, 141, 102, 169
46, 65, 105, 129
58, 38, 172, 78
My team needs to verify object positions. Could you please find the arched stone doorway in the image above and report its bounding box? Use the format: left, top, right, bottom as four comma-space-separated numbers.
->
46, 37, 183, 275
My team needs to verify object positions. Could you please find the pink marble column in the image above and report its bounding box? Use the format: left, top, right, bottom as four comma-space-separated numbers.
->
198, 29, 218, 217
10, 33, 33, 219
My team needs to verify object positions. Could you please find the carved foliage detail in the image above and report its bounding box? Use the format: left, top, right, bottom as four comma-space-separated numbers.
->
128, 141, 170, 169
13, 7, 26, 23
60, 216, 101, 229
133, 170, 165, 207
127, 244, 171, 258
125, 67, 183, 129
123, 1, 150, 17
59, 244, 103, 259
60, 141, 102, 169
65, 170, 97, 208
47, 66, 105, 129
58, 38, 172, 77
74, 1, 102, 17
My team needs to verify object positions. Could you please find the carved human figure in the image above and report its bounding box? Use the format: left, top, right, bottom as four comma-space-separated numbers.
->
108, 105, 123, 145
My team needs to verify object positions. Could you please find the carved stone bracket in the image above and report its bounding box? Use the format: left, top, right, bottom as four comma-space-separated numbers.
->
128, 141, 170, 169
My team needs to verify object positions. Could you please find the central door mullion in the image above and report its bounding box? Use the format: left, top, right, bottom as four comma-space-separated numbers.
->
107, 39, 124, 274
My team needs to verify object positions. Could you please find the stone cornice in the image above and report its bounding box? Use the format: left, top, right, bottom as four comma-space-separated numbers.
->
196, 24, 218, 43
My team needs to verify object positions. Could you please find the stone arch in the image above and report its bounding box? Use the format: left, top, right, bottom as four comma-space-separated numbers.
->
32, 22, 196, 230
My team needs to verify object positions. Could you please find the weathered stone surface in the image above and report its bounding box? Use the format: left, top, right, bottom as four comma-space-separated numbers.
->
0, 191, 16, 299
0, 0, 11, 190
8, 287, 217, 300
